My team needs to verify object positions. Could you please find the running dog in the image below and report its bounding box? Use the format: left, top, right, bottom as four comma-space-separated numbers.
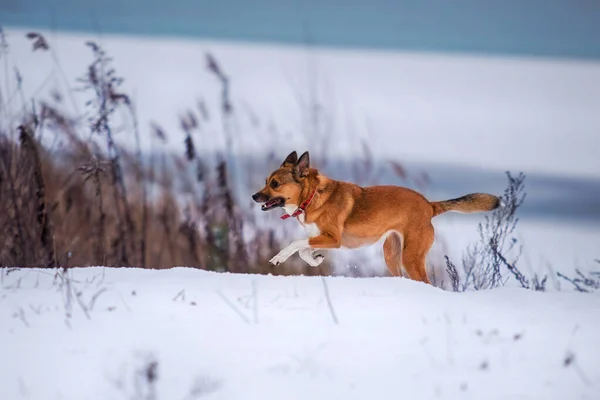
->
252, 151, 501, 283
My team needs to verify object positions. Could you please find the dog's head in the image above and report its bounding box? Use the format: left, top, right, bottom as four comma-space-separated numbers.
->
252, 150, 311, 211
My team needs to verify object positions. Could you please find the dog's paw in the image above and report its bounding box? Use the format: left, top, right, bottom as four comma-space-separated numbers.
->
269, 252, 289, 266
307, 254, 324, 267
269, 255, 281, 266
299, 249, 325, 267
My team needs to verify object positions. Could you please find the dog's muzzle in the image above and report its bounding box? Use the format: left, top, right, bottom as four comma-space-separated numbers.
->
252, 192, 269, 203
252, 192, 285, 211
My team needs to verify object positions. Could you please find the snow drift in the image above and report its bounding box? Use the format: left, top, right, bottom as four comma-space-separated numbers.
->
1, 266, 598, 399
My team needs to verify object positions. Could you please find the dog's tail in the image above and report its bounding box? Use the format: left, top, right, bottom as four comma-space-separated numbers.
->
431, 193, 502, 218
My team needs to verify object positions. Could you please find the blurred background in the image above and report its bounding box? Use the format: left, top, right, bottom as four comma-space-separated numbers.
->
1, 1, 599, 282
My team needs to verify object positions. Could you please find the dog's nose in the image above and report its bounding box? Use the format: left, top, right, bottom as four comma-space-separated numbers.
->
252, 192, 264, 202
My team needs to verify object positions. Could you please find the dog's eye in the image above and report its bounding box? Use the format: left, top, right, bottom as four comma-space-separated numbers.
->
270, 180, 279, 189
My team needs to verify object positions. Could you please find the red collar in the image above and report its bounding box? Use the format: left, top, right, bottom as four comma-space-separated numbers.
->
281, 187, 318, 220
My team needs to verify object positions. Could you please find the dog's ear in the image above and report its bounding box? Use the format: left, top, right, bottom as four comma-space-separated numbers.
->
295, 151, 310, 178
281, 151, 298, 167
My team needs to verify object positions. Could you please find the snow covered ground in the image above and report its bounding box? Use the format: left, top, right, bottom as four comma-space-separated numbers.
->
2, 19, 599, 400
1, 267, 599, 400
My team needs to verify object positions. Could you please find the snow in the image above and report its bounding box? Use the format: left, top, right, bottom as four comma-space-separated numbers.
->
1, 267, 599, 399
2, 27, 599, 397
2, 27, 600, 179
430, 216, 600, 278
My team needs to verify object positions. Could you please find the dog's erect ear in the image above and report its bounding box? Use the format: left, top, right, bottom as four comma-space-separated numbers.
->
295, 151, 310, 178
281, 151, 298, 167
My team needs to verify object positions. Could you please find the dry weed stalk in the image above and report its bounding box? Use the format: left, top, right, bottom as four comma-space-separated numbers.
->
78, 41, 137, 265
18, 123, 55, 267
79, 156, 109, 264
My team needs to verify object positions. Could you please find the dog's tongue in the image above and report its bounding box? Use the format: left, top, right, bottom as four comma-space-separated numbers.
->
261, 199, 278, 210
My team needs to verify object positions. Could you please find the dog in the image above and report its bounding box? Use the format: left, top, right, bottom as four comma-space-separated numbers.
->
252, 151, 501, 283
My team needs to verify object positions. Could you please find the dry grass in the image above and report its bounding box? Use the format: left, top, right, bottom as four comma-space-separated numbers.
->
0, 30, 437, 279
1, 108, 328, 273
0, 32, 335, 276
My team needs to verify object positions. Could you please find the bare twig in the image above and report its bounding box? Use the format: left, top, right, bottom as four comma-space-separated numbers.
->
216, 290, 250, 324
564, 351, 591, 386
321, 277, 339, 324
74, 290, 91, 320
252, 279, 259, 324
557, 270, 599, 293
13, 307, 29, 327
88, 287, 108, 310
173, 289, 186, 302
445, 256, 460, 292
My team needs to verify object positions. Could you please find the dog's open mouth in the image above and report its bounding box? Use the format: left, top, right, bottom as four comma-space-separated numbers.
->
261, 197, 285, 211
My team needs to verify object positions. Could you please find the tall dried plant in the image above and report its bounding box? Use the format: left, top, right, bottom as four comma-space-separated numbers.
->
77, 41, 136, 265
18, 123, 56, 267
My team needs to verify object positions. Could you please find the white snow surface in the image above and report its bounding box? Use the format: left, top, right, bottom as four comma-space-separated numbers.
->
1, 266, 599, 400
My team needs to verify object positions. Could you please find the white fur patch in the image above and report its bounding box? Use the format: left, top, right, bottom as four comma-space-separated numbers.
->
379, 230, 399, 243
283, 204, 321, 237
302, 221, 321, 237
282, 204, 297, 216
299, 248, 324, 267
277, 204, 324, 267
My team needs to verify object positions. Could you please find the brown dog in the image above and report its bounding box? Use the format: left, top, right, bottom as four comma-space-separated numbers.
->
252, 151, 501, 283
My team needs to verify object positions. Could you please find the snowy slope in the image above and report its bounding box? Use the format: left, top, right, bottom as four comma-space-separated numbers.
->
1, 267, 598, 400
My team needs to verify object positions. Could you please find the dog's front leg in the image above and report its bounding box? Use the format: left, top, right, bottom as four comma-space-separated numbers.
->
269, 239, 310, 266
270, 230, 342, 266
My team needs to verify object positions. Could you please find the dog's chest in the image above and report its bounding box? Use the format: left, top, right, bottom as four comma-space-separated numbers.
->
284, 205, 320, 237
300, 218, 321, 237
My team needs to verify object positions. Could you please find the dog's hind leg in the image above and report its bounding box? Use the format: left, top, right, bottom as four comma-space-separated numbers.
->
383, 231, 403, 277
401, 224, 434, 284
